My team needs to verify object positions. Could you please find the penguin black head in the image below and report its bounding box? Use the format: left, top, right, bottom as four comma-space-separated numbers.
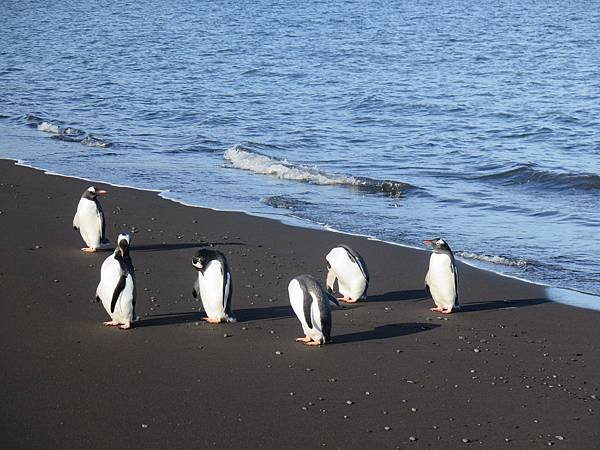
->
191, 249, 212, 271
192, 249, 226, 273
423, 238, 453, 254
116, 233, 131, 258
82, 186, 108, 200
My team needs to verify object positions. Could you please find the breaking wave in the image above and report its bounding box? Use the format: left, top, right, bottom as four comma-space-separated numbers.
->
477, 164, 600, 191
27, 114, 112, 148
224, 145, 415, 198
456, 251, 528, 268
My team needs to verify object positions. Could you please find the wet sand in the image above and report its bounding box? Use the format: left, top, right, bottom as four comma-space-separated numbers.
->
1, 159, 598, 449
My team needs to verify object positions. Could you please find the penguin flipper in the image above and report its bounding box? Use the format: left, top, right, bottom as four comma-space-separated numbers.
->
302, 288, 313, 329
111, 274, 127, 313
451, 263, 460, 307
224, 271, 234, 318
192, 277, 200, 299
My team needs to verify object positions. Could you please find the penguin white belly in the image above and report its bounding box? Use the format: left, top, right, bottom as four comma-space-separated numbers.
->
427, 254, 456, 309
289, 279, 311, 335
76, 198, 102, 247
198, 261, 227, 320
327, 248, 366, 299
97, 257, 134, 323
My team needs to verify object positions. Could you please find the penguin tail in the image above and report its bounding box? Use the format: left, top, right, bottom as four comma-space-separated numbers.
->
95, 295, 101, 303
226, 316, 237, 323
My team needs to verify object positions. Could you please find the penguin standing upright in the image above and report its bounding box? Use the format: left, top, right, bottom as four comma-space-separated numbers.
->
73, 186, 108, 252
192, 249, 236, 323
289, 274, 339, 346
96, 233, 136, 329
423, 238, 459, 314
325, 244, 369, 302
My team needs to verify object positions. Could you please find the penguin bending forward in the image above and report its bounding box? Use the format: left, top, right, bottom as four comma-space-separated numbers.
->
192, 249, 236, 323
325, 244, 369, 303
424, 238, 459, 314
73, 186, 108, 252
289, 274, 340, 346
96, 233, 136, 329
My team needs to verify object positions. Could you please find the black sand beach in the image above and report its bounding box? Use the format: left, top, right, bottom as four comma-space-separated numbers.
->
1, 159, 598, 449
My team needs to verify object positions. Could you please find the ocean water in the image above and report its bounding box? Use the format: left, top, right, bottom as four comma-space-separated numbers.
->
1, 1, 599, 297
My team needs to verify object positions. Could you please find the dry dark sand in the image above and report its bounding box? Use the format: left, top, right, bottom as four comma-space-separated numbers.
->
1, 159, 599, 449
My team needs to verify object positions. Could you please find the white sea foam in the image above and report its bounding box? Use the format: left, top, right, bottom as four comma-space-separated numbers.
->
37, 121, 61, 134
455, 251, 528, 268
224, 145, 412, 197
224, 145, 354, 185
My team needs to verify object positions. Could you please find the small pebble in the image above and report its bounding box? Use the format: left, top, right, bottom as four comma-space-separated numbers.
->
409, 436, 418, 442
275, 351, 282, 355
461, 438, 470, 443
555, 436, 565, 441
223, 334, 230, 338
141, 424, 148, 429
384, 426, 391, 431
346, 400, 354, 405
289, 392, 295, 396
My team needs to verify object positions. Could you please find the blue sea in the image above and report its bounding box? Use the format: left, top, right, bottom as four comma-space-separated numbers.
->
1, 1, 599, 298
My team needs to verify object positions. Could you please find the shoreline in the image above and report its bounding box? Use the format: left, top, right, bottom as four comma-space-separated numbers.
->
6, 157, 597, 303
1, 159, 599, 448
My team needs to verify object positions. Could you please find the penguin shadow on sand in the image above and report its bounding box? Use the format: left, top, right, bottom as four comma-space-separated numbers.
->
333, 322, 440, 344
458, 297, 549, 313
129, 241, 245, 253
234, 305, 296, 323
364, 289, 428, 303
136, 305, 296, 328
135, 311, 202, 328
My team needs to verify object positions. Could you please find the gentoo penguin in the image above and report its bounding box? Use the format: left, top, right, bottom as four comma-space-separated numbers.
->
192, 249, 236, 323
326, 244, 369, 302
289, 274, 340, 346
424, 238, 459, 314
73, 186, 108, 252
96, 233, 136, 329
